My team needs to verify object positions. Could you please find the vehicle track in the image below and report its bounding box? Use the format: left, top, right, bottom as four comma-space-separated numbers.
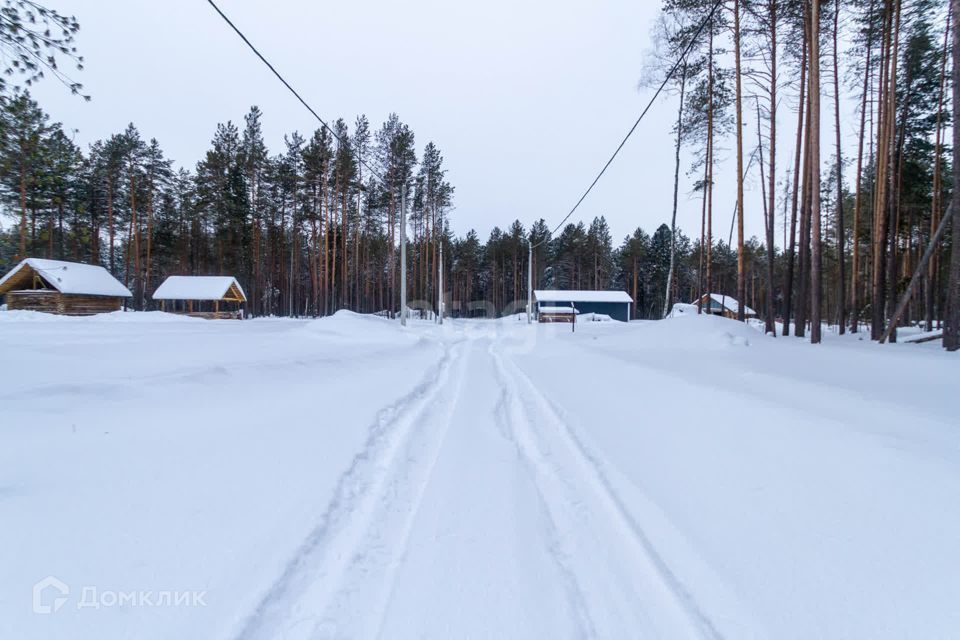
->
231, 336, 467, 640
490, 340, 723, 640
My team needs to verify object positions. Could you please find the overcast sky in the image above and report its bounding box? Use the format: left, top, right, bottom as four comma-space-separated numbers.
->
30, 0, 841, 246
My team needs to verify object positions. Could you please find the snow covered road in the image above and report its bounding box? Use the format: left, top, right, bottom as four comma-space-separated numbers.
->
2, 311, 958, 639
235, 331, 717, 640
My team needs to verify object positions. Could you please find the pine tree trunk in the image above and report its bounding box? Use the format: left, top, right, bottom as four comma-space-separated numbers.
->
47, 208, 53, 258
883, 0, 903, 341
872, 0, 898, 340
146, 186, 153, 310
810, 0, 823, 344
832, 0, 845, 335
664, 61, 687, 319
733, 0, 747, 322
698, 159, 707, 313
928, 12, 950, 332
706, 24, 715, 304
323, 189, 330, 315
18, 165, 27, 259
851, 0, 876, 333
388, 193, 395, 315
764, 0, 777, 336
331, 179, 338, 312
342, 192, 348, 310
107, 176, 115, 273
944, 0, 960, 351
796, 69, 813, 339
784, 27, 807, 336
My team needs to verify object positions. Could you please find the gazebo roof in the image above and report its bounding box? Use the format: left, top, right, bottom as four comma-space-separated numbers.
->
152, 276, 246, 302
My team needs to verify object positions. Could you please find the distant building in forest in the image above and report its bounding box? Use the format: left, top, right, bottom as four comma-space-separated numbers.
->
0, 258, 131, 315
153, 276, 246, 319
693, 293, 757, 319
534, 290, 633, 322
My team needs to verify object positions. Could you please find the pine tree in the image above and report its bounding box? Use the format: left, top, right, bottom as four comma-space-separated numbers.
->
0, 93, 49, 259
0, 1, 86, 97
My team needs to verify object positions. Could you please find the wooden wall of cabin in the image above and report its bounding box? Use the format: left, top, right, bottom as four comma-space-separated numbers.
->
7, 291, 122, 315
6, 291, 61, 313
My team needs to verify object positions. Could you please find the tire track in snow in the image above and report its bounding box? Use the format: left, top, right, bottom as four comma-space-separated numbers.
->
231, 335, 467, 640
347, 338, 471, 640
490, 341, 724, 640
487, 343, 598, 639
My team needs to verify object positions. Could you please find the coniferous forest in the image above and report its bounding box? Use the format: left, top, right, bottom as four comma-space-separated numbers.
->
1, 0, 959, 347
0, 91, 728, 321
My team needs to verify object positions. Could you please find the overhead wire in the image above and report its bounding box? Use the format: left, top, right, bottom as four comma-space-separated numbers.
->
204, 0, 387, 185
533, 0, 726, 248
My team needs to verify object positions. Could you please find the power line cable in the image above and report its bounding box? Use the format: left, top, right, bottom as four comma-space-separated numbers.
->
204, 0, 386, 184
533, 0, 726, 248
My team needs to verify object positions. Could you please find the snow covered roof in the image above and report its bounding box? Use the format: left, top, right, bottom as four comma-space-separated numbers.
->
0, 258, 132, 297
700, 293, 757, 316
669, 302, 698, 317
535, 290, 633, 304
152, 276, 246, 302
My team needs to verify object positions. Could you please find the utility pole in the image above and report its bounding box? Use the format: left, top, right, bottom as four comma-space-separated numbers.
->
400, 184, 407, 326
527, 241, 533, 324
438, 230, 444, 325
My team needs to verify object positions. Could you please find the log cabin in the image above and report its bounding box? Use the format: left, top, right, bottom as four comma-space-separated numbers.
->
0, 258, 132, 315
152, 276, 247, 319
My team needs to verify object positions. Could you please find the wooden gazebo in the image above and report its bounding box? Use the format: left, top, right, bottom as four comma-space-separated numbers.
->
152, 276, 246, 319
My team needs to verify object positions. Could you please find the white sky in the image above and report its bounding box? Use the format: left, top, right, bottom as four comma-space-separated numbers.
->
31, 0, 862, 247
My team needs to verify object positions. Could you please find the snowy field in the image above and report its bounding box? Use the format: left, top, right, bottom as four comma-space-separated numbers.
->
1, 309, 958, 639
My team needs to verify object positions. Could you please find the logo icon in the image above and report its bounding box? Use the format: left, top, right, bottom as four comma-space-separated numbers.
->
33, 576, 69, 614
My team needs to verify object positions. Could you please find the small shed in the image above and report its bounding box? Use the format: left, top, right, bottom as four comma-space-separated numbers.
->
153, 276, 246, 319
0, 258, 131, 315
693, 293, 757, 319
534, 290, 633, 322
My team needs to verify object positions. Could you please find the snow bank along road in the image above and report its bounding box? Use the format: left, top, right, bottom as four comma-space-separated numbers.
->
2, 310, 958, 639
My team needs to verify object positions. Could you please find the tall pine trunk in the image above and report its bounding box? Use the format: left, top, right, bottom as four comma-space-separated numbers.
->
944, 0, 960, 350
764, 0, 778, 336
784, 27, 807, 336
733, 0, 747, 321
107, 175, 115, 272
832, 0, 845, 335
928, 12, 950, 332
796, 62, 813, 339
664, 61, 687, 318
810, 0, 823, 344
850, 0, 876, 333
706, 24, 715, 303
18, 165, 27, 259
883, 0, 903, 341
